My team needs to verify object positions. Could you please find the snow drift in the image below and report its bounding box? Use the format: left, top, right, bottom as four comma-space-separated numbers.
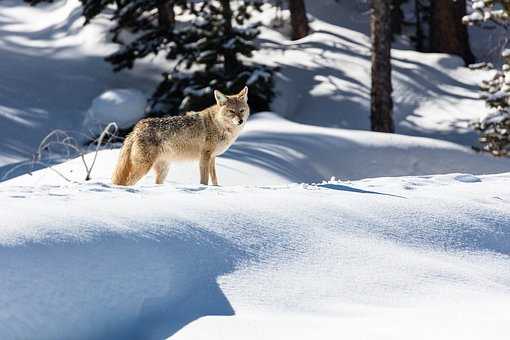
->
6, 113, 510, 187
83, 89, 147, 134
1, 114, 510, 339
1, 171, 510, 339
1, 1, 510, 339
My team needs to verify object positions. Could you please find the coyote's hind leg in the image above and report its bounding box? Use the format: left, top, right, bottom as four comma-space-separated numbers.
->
199, 151, 212, 185
125, 161, 152, 186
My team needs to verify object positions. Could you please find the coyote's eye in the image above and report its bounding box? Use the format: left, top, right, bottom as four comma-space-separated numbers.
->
239, 109, 245, 114
229, 109, 236, 114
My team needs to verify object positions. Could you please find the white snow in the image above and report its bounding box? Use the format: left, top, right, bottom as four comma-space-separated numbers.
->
6, 113, 510, 187
0, 0, 165, 169
83, 88, 147, 133
0, 0, 499, 173
256, 3, 492, 146
2, 0, 510, 339
2, 155, 510, 339
473, 1, 485, 10
2, 113, 510, 340
463, 11, 484, 23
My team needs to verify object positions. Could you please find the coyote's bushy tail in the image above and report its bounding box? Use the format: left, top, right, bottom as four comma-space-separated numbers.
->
112, 135, 134, 186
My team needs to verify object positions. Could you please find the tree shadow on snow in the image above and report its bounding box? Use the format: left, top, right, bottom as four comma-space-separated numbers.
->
0, 4, 164, 176
260, 12, 484, 145
223, 130, 510, 181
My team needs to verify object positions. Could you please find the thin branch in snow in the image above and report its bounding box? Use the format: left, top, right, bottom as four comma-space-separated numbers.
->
1, 123, 120, 183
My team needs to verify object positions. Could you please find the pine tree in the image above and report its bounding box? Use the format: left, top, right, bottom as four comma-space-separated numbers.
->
96, 0, 187, 71
288, 0, 310, 40
371, 0, 394, 133
474, 53, 510, 156
25, 0, 274, 121
464, 1, 510, 156
463, 0, 510, 26
430, 0, 475, 65
150, 0, 274, 115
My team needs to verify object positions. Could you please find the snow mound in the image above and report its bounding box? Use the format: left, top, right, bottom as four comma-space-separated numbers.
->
5, 113, 510, 187
83, 89, 147, 134
1, 171, 510, 339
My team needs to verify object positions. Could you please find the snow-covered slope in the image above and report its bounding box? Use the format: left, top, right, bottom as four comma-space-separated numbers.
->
0, 0, 501, 175
2, 1, 510, 339
3, 113, 510, 339
0, 0, 163, 168
258, 1, 492, 146
2, 162, 510, 339
5, 113, 510, 187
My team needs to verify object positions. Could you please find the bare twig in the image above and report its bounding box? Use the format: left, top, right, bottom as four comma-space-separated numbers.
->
86, 122, 118, 181
1, 123, 119, 183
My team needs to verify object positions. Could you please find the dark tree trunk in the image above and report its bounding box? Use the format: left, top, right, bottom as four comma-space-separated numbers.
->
430, 0, 475, 65
288, 0, 310, 40
157, 0, 175, 31
371, 0, 394, 133
414, 0, 425, 52
391, 0, 404, 36
219, 0, 240, 76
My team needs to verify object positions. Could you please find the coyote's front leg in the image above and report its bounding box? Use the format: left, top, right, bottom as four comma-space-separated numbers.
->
154, 160, 170, 184
199, 151, 212, 185
209, 156, 218, 186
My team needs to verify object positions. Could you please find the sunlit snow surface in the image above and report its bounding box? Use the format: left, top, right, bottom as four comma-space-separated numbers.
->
1, 1, 510, 339
0, 0, 502, 170
1, 114, 510, 339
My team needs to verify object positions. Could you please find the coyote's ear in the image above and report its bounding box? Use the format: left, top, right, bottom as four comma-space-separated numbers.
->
238, 86, 248, 102
214, 90, 228, 106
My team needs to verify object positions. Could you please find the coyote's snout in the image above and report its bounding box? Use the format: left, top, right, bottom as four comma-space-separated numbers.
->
112, 87, 250, 186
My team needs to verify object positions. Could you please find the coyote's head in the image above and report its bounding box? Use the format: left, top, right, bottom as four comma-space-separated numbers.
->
214, 87, 250, 127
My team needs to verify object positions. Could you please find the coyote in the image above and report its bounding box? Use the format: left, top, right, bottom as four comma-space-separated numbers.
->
112, 87, 249, 186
